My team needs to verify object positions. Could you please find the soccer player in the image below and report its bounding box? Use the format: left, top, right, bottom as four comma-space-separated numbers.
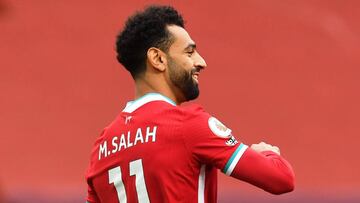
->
86, 5, 295, 203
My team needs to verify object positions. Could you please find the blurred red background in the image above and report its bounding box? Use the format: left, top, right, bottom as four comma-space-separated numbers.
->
1, 0, 359, 202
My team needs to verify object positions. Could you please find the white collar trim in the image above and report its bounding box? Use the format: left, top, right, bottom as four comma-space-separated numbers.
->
122, 93, 176, 113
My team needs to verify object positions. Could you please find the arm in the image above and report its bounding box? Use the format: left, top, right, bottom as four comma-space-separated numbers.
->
180, 109, 295, 195
228, 142, 295, 194
86, 180, 100, 203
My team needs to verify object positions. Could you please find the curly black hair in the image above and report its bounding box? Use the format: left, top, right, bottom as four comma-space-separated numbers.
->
116, 5, 185, 78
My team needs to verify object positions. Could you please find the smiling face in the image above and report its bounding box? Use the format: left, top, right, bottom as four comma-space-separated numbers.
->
165, 25, 207, 101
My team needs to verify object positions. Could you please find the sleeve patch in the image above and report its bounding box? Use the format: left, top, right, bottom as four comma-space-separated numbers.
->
208, 117, 232, 138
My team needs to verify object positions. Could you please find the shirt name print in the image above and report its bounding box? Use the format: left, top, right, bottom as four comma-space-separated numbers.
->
98, 126, 157, 160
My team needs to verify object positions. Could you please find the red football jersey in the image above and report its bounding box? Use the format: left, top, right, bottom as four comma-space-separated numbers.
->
86, 93, 248, 203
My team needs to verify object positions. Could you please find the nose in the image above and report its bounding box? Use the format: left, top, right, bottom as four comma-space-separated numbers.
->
194, 52, 207, 70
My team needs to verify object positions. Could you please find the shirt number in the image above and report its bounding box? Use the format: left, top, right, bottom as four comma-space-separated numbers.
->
108, 159, 150, 203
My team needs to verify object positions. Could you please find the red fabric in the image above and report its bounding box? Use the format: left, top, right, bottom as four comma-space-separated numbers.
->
86, 100, 239, 203
85, 96, 294, 202
231, 149, 295, 194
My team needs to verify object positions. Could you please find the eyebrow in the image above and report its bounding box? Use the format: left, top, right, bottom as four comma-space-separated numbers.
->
184, 43, 196, 51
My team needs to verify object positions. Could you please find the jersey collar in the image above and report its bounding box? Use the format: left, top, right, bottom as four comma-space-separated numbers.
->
122, 93, 176, 113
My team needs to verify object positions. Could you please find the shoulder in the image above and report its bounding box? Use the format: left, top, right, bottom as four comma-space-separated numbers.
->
180, 103, 209, 118
179, 104, 232, 138
139, 102, 208, 121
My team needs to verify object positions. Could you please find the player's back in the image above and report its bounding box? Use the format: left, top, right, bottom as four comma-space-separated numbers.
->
86, 94, 214, 203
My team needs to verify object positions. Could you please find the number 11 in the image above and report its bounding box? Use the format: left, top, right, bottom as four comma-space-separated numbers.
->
108, 159, 150, 203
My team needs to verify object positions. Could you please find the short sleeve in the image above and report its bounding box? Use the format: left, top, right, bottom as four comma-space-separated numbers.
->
180, 105, 248, 174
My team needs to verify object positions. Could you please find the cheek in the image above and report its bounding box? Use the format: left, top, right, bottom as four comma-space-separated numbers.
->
181, 58, 194, 70
171, 55, 194, 71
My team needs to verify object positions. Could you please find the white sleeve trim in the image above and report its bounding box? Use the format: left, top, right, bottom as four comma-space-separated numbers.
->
223, 143, 248, 176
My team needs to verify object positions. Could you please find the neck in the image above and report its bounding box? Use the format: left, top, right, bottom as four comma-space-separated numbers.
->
134, 76, 184, 105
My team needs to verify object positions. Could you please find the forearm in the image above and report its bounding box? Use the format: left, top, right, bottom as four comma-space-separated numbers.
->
230, 148, 295, 194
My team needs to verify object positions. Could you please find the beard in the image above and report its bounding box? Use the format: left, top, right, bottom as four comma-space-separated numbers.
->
167, 56, 200, 101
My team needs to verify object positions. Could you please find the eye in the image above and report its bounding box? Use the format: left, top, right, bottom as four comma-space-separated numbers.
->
187, 50, 194, 56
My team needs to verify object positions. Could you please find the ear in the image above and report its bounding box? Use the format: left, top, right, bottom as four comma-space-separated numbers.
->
147, 47, 167, 72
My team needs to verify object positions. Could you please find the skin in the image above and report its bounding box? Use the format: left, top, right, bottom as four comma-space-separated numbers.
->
134, 25, 206, 104
133, 24, 280, 154
251, 142, 281, 155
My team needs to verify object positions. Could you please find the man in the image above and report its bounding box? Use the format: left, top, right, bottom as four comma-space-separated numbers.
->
86, 5, 294, 203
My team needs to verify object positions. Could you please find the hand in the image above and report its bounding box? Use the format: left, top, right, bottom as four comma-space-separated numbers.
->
251, 142, 280, 155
